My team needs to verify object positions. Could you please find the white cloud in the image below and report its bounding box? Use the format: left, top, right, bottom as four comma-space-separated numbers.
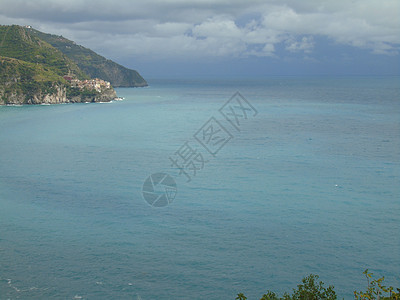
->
257, 0, 400, 54
286, 36, 314, 53
192, 16, 241, 39
0, 0, 399, 61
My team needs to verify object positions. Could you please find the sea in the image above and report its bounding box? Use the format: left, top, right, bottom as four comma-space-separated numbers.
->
0, 76, 399, 299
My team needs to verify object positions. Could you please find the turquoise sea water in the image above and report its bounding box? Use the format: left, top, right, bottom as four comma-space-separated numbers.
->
0, 77, 399, 299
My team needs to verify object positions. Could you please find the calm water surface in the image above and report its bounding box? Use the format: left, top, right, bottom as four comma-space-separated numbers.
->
0, 77, 399, 299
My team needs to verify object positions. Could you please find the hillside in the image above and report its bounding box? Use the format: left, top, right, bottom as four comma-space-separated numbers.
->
0, 25, 150, 104
29, 28, 148, 87
0, 25, 87, 80
0, 56, 66, 104
0, 55, 116, 105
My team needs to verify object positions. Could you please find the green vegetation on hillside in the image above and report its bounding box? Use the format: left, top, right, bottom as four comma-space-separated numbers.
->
0, 25, 127, 104
0, 25, 87, 80
65, 85, 98, 101
0, 24, 145, 104
0, 56, 65, 103
29, 28, 148, 87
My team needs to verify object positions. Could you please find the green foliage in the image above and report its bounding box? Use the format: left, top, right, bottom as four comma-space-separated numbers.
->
354, 269, 400, 300
236, 293, 247, 300
237, 272, 400, 300
65, 85, 81, 98
0, 25, 86, 80
0, 56, 64, 103
236, 274, 337, 300
236, 274, 336, 300
29, 27, 147, 87
0, 25, 117, 104
289, 274, 337, 300
259, 291, 281, 300
65, 85, 98, 102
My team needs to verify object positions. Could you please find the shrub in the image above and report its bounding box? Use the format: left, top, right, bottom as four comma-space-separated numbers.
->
354, 269, 400, 300
236, 271, 400, 300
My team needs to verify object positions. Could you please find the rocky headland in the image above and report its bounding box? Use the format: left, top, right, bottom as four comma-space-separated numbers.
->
0, 25, 146, 105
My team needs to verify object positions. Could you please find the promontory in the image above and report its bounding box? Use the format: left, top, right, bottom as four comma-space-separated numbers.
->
0, 25, 147, 105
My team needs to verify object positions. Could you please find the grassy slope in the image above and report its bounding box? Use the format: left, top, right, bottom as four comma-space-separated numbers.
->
0, 25, 104, 104
30, 28, 148, 87
0, 25, 87, 80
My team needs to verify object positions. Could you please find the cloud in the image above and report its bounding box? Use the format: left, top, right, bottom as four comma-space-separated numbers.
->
286, 36, 314, 53
0, 0, 399, 62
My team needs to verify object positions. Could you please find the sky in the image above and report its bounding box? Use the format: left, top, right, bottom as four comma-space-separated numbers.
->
0, 0, 399, 78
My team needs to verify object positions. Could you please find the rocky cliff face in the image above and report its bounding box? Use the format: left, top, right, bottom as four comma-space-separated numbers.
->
25, 85, 67, 104
0, 25, 142, 105
1, 83, 117, 105
0, 51, 116, 105
68, 87, 117, 103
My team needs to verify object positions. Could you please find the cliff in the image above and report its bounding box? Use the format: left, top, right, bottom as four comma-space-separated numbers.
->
0, 56, 116, 105
0, 25, 143, 105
